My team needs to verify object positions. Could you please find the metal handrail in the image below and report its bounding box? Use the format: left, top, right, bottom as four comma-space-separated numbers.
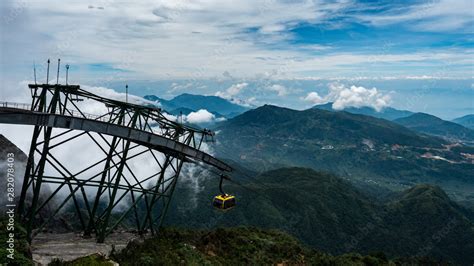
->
0, 101, 31, 110
0, 101, 109, 123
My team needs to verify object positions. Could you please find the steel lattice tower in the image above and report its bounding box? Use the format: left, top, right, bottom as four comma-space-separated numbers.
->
0, 60, 231, 243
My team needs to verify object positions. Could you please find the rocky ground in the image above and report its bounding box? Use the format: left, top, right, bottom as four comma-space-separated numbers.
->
31, 231, 147, 265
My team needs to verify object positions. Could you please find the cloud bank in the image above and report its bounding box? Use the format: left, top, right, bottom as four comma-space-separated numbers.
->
215, 83, 248, 100
2, 0, 472, 81
187, 109, 220, 124
165, 109, 225, 125
214, 82, 258, 107
267, 84, 289, 96
304, 83, 392, 112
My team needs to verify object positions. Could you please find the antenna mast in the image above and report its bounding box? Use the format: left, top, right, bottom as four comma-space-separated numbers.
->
56, 59, 61, 84
46, 59, 50, 84
65, 64, 70, 85
126, 84, 128, 103
33, 62, 37, 85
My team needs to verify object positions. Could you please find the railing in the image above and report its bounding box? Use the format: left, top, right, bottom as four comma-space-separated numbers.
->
0, 101, 110, 123
0, 101, 31, 110
0, 101, 187, 136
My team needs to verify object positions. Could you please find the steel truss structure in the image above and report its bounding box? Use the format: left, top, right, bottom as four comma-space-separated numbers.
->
0, 62, 231, 243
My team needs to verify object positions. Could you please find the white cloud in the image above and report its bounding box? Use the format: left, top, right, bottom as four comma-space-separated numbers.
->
224, 96, 257, 108
355, 0, 474, 32
1, 0, 472, 84
186, 109, 216, 124
259, 24, 286, 34
214, 82, 256, 107
164, 109, 226, 124
243, 96, 258, 107
162, 112, 178, 122
215, 82, 248, 99
267, 84, 289, 96
1, 81, 158, 121
83, 85, 155, 106
2, 0, 351, 80
331, 84, 391, 111
0, 80, 33, 103
303, 91, 325, 104
304, 83, 392, 111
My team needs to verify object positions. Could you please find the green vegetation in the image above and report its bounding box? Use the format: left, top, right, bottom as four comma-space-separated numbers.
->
111, 227, 437, 265
213, 105, 474, 198
1, 108, 473, 265
0, 219, 33, 265
166, 167, 474, 265
44, 227, 444, 266
49, 254, 115, 266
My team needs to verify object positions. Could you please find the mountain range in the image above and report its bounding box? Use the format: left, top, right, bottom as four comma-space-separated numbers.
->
144, 93, 249, 118
143, 93, 474, 143
166, 167, 474, 265
1, 109, 474, 264
312, 102, 414, 121
394, 112, 474, 144
312, 102, 474, 143
143, 93, 473, 142
453, 114, 474, 130
212, 105, 474, 201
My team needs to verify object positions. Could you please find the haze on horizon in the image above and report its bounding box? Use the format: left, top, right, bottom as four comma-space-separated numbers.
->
0, 0, 473, 119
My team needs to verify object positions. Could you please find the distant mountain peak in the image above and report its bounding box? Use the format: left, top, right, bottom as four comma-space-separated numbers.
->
174, 93, 218, 99
405, 112, 439, 119
312, 102, 413, 121
452, 114, 474, 130
315, 102, 389, 111
399, 184, 450, 202
394, 112, 474, 143
144, 93, 249, 118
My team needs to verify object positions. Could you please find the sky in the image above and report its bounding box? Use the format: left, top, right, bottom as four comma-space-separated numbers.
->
0, 0, 473, 119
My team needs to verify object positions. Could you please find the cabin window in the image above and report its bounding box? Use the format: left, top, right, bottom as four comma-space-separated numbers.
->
224, 198, 235, 208
213, 199, 223, 208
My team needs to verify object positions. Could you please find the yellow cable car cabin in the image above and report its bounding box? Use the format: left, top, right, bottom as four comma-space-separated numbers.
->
213, 174, 236, 210
213, 194, 236, 210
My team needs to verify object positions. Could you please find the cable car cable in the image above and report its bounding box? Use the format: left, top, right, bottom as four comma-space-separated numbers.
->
199, 161, 276, 206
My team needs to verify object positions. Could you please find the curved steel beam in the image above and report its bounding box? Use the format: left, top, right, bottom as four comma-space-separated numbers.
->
0, 107, 232, 172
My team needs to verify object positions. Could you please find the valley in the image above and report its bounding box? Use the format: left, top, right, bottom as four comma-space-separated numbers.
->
1, 97, 473, 265
212, 105, 474, 202
166, 167, 474, 265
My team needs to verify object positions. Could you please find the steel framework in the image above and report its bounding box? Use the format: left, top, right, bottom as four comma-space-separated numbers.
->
0, 61, 231, 243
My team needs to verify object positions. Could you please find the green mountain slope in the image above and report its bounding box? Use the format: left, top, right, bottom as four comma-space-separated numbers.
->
165, 167, 474, 265
222, 105, 441, 147
109, 227, 440, 266
213, 105, 474, 196
361, 185, 474, 265
394, 112, 474, 143
167, 167, 378, 251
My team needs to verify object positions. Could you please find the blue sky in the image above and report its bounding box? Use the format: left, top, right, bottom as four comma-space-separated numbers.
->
0, 0, 473, 119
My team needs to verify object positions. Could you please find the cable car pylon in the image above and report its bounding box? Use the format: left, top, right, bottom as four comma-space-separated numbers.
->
0, 59, 233, 243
